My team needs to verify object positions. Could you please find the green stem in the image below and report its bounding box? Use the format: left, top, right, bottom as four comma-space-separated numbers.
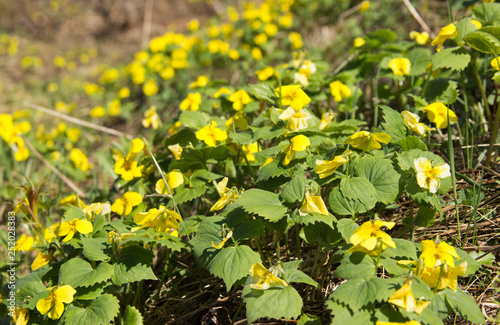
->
446, 0, 453, 23
472, 54, 493, 126
447, 111, 461, 242
409, 200, 414, 242
485, 93, 500, 167
295, 225, 302, 264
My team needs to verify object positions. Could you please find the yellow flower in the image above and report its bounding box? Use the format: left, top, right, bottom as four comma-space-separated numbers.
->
83, 203, 111, 219
114, 157, 143, 181
283, 134, 310, 166
228, 49, 240, 60
421, 102, 458, 129
414, 157, 451, 194
187, 19, 199, 31
251, 47, 263, 61
0, 113, 15, 142
59, 194, 85, 208
58, 219, 93, 242
36, 285, 76, 320
345, 131, 391, 150
491, 57, 500, 71
90, 106, 106, 118
256, 66, 276, 81
314, 155, 349, 179
168, 144, 183, 159
319, 112, 335, 130
210, 177, 239, 211
228, 89, 253, 111
10, 136, 29, 161
278, 107, 311, 132
126, 138, 145, 161
211, 230, 233, 249
241, 142, 260, 162
358, 0, 370, 11
196, 121, 228, 147
155, 171, 184, 195
142, 106, 161, 130
388, 280, 430, 314
276, 85, 311, 111
299, 191, 328, 216
66, 128, 80, 143
214, 87, 232, 98
132, 205, 182, 234
189, 75, 209, 89
419, 239, 459, 268
143, 79, 159, 96
427, 261, 468, 291
472, 19, 482, 29
401, 110, 435, 136
254, 33, 268, 45
15, 234, 35, 252
353, 37, 366, 48
12, 307, 30, 325
289, 32, 303, 49
180, 93, 201, 111
347, 220, 396, 256
431, 23, 457, 52
44, 224, 60, 243
32, 251, 54, 270
118, 87, 130, 98
69, 148, 92, 171
111, 191, 143, 216
249, 263, 288, 290
388, 58, 411, 76
226, 111, 248, 131
329, 81, 351, 101
409, 31, 430, 45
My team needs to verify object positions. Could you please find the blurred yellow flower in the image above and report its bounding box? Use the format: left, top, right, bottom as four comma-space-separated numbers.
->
15, 234, 35, 252
189, 75, 209, 89
168, 144, 183, 159
388, 58, 411, 76
251, 47, 263, 60
329, 81, 351, 101
12, 307, 30, 325
409, 31, 430, 45
69, 148, 92, 171
256, 66, 276, 81
143, 79, 159, 96
180, 93, 201, 111
353, 37, 366, 48
289, 32, 303, 49
142, 106, 161, 130
229, 89, 253, 111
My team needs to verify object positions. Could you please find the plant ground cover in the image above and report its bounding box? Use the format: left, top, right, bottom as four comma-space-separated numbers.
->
0, 0, 499, 324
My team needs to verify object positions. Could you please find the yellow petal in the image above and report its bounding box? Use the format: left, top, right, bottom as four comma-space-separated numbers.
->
74, 220, 93, 234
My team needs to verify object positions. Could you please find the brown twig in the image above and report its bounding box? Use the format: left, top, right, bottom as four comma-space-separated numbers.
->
402, 0, 436, 38
23, 137, 87, 198
24, 102, 134, 139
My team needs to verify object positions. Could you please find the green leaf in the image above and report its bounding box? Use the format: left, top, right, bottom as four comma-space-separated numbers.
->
400, 136, 428, 151
379, 257, 412, 275
81, 237, 110, 261
63, 205, 87, 221
464, 27, 500, 54
431, 47, 471, 71
413, 204, 437, 227
123, 305, 144, 325
163, 128, 199, 148
209, 245, 261, 290
380, 105, 407, 142
455, 18, 481, 43
236, 189, 287, 222
328, 187, 372, 216
60, 259, 114, 287
473, 2, 500, 26
281, 173, 307, 203
330, 277, 395, 310
233, 219, 264, 242
336, 218, 359, 243
251, 125, 287, 142
456, 248, 481, 276
75, 282, 107, 300
169, 146, 231, 171
355, 157, 401, 204
282, 260, 319, 287
297, 313, 322, 325
407, 48, 432, 76
189, 169, 222, 186
443, 288, 485, 324
179, 110, 210, 130
15, 269, 49, 305
64, 294, 120, 325
425, 79, 459, 104
300, 221, 342, 250
243, 286, 303, 322
173, 185, 207, 204
250, 83, 277, 104
190, 216, 225, 269
334, 252, 376, 280
381, 238, 417, 260
112, 245, 157, 286
340, 177, 377, 209
256, 155, 289, 181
